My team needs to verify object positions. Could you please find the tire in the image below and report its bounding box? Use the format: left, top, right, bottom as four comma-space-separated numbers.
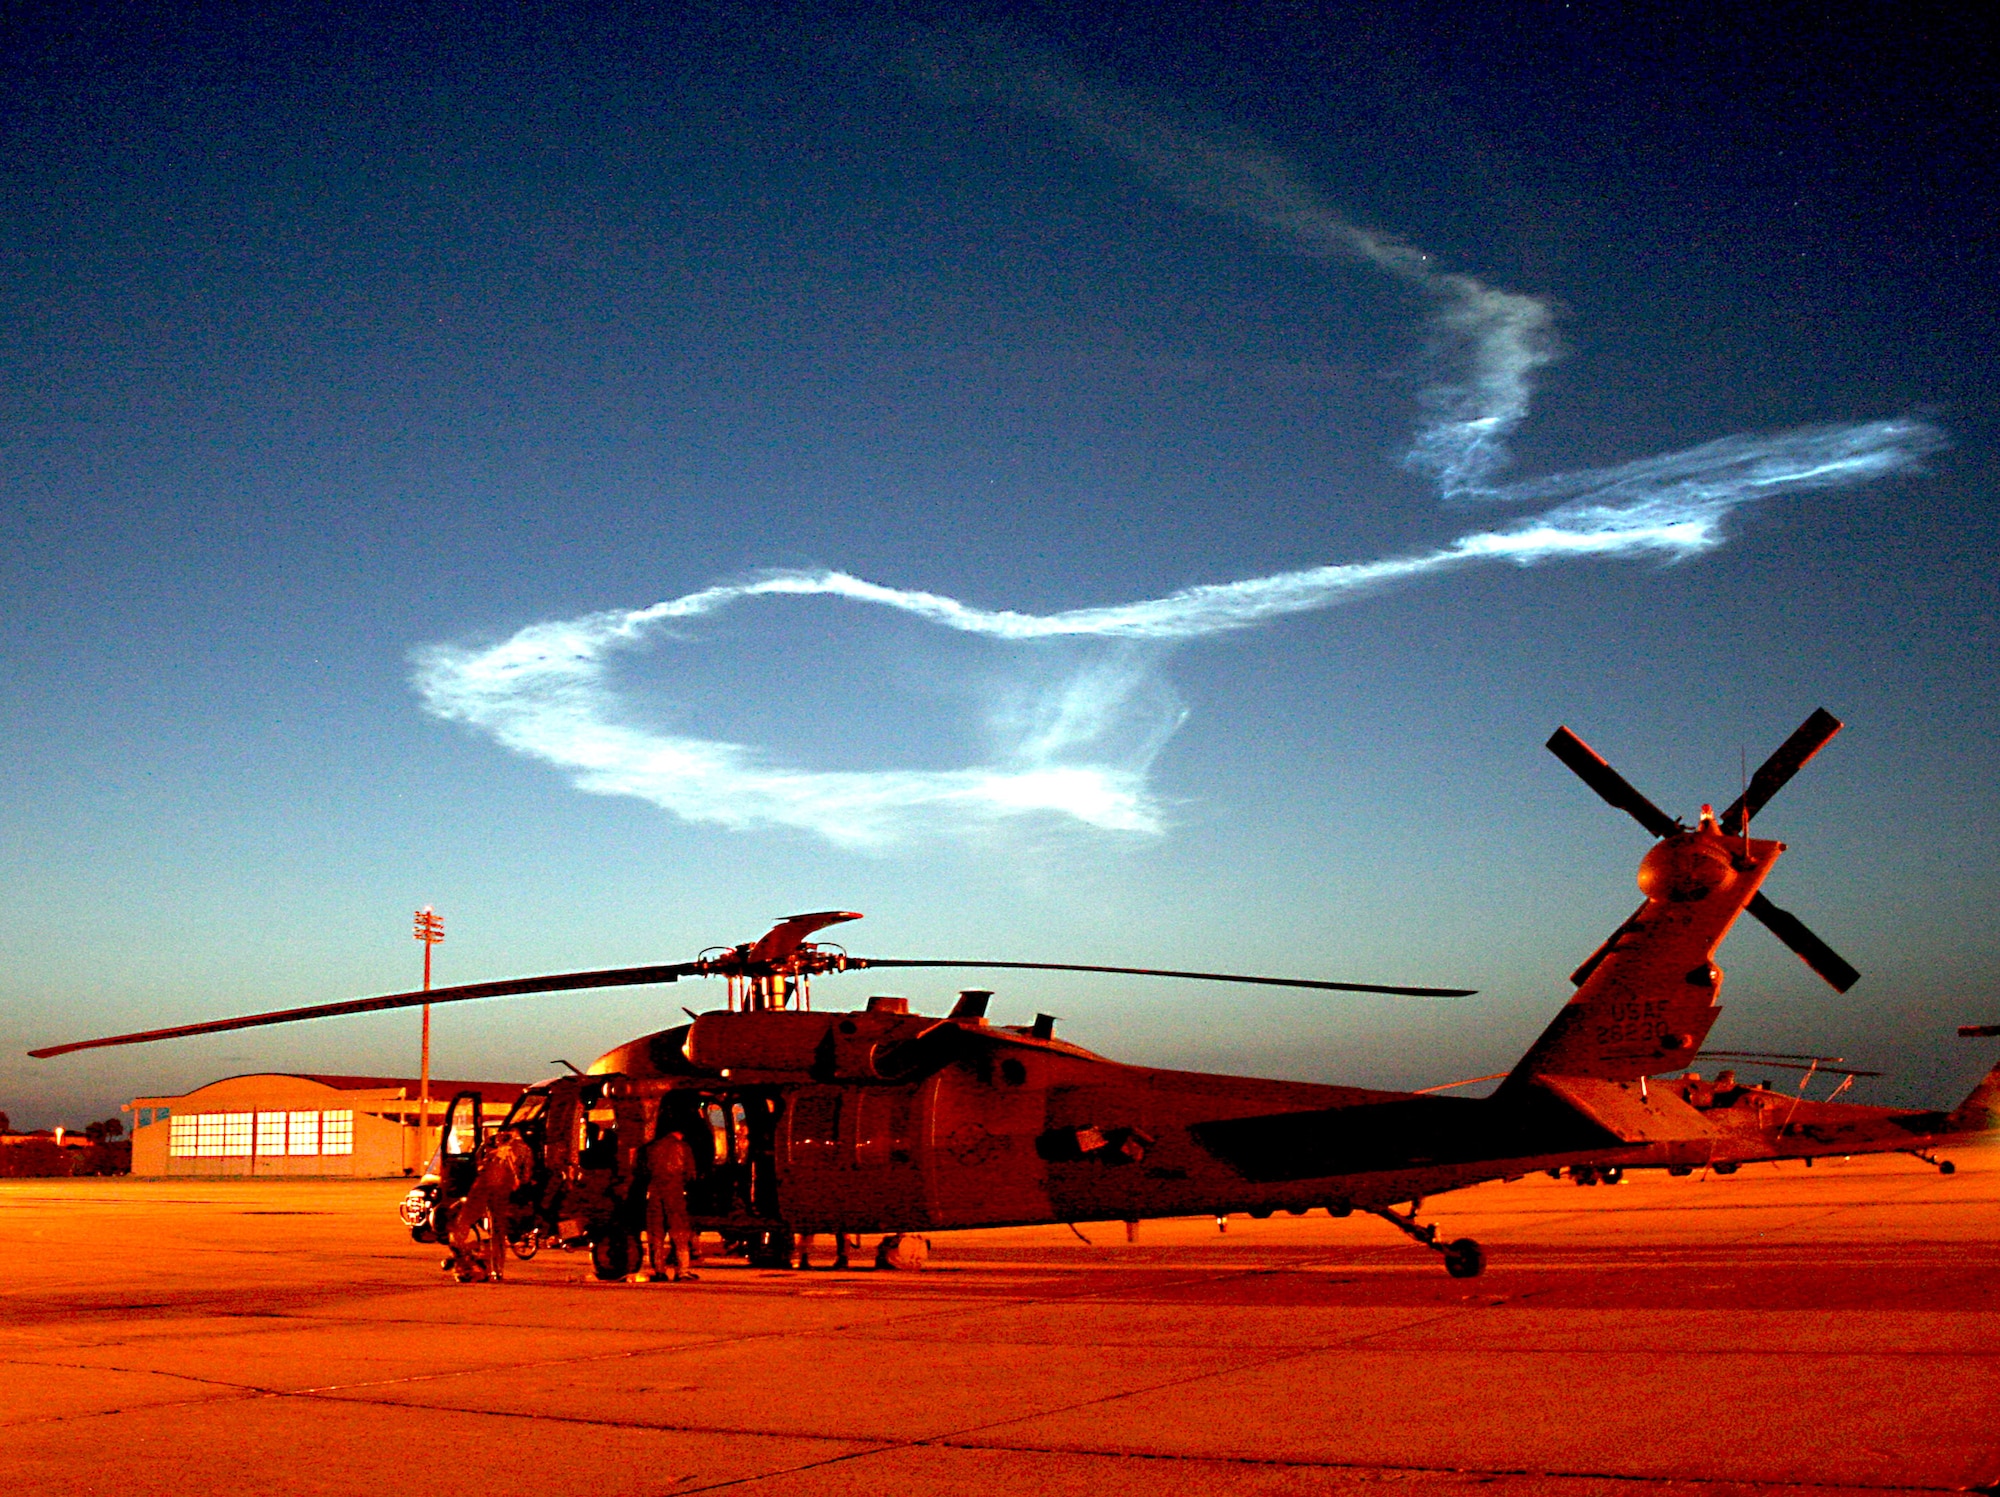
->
591, 1230, 634, 1282
1599, 1166, 1624, 1185
510, 1234, 540, 1261
1713, 1161, 1739, 1175
1443, 1239, 1486, 1279
746, 1228, 795, 1268
1940, 1160, 1956, 1175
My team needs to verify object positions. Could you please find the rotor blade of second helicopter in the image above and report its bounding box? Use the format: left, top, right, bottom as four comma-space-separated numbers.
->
29, 962, 695, 1059
848, 959, 1475, 997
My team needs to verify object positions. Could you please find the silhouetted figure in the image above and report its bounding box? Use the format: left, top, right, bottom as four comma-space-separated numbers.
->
642, 1128, 699, 1282
450, 1129, 532, 1283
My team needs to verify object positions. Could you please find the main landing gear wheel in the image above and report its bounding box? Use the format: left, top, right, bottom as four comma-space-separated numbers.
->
1443, 1238, 1486, 1279
746, 1227, 795, 1269
591, 1231, 636, 1282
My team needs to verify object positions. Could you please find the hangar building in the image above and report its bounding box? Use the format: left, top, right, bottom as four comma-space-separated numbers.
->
126, 1073, 528, 1178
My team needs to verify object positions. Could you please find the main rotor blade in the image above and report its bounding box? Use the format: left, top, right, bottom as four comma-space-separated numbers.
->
1546, 727, 1680, 840
29, 962, 694, 1059
1746, 891, 1860, 993
1719, 708, 1843, 836
848, 958, 1474, 998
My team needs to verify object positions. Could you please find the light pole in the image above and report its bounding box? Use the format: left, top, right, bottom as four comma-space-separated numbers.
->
413, 906, 445, 1165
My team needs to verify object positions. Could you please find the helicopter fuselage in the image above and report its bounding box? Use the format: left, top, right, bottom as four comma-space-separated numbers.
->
485, 991, 1986, 1261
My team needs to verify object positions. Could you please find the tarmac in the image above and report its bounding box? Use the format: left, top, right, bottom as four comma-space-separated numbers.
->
2, 1146, 1995, 1496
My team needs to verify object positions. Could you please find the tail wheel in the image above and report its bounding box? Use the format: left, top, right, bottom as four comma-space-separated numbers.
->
1443, 1239, 1486, 1278
510, 1233, 540, 1261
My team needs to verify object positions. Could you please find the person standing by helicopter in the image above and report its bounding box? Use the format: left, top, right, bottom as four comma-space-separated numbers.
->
449, 1127, 532, 1283
638, 1124, 699, 1283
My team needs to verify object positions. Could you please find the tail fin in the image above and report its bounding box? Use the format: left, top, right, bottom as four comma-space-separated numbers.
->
1503, 828, 1779, 1087
1947, 1032, 2000, 1133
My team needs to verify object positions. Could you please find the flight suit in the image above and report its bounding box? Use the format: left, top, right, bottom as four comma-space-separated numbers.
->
643, 1131, 699, 1281
449, 1133, 532, 1282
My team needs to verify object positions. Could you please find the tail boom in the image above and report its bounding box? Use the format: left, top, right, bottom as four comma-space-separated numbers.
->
1505, 827, 1781, 1088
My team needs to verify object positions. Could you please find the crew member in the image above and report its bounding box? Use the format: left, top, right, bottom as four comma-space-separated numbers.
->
449, 1128, 533, 1283
641, 1126, 699, 1283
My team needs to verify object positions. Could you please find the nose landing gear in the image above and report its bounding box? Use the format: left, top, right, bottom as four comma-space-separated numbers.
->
1367, 1200, 1487, 1278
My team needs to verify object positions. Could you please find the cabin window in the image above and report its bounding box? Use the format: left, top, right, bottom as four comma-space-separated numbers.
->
788, 1091, 841, 1164
703, 1103, 730, 1166
853, 1090, 914, 1167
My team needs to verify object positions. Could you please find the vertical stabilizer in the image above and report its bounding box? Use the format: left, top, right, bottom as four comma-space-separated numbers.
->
1504, 826, 1779, 1087
1947, 1054, 2000, 1134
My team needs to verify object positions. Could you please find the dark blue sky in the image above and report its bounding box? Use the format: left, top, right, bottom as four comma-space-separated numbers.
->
4, 3, 1995, 1125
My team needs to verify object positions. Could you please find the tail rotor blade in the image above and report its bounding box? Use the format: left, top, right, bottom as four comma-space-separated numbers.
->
1720, 708, 1843, 836
1546, 727, 1681, 840
1747, 891, 1860, 993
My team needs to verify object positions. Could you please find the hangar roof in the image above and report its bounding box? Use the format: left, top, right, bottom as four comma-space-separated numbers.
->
129, 1073, 529, 1108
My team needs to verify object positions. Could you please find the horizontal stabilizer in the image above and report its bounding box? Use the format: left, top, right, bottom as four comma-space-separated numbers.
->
1534, 1075, 1714, 1144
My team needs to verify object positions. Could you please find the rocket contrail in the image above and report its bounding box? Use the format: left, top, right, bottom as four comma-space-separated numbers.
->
1009, 63, 1556, 502
414, 420, 1938, 846
412, 57, 1944, 847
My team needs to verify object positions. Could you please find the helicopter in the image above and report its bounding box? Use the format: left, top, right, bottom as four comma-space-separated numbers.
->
33, 709, 1998, 1279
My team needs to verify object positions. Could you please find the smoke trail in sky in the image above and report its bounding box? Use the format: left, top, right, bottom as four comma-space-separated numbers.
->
1009, 64, 1555, 501
412, 42, 1944, 846
415, 421, 1940, 846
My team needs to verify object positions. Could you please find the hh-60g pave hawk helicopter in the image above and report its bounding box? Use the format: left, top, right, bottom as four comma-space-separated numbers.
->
34, 710, 1999, 1279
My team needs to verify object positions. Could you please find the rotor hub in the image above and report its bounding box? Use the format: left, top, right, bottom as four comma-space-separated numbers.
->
1637, 831, 1739, 903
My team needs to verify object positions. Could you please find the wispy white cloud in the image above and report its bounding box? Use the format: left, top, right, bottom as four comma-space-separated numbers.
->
412, 57, 1945, 847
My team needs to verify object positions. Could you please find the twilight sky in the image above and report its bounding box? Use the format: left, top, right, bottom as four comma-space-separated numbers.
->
4, 3, 1995, 1127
